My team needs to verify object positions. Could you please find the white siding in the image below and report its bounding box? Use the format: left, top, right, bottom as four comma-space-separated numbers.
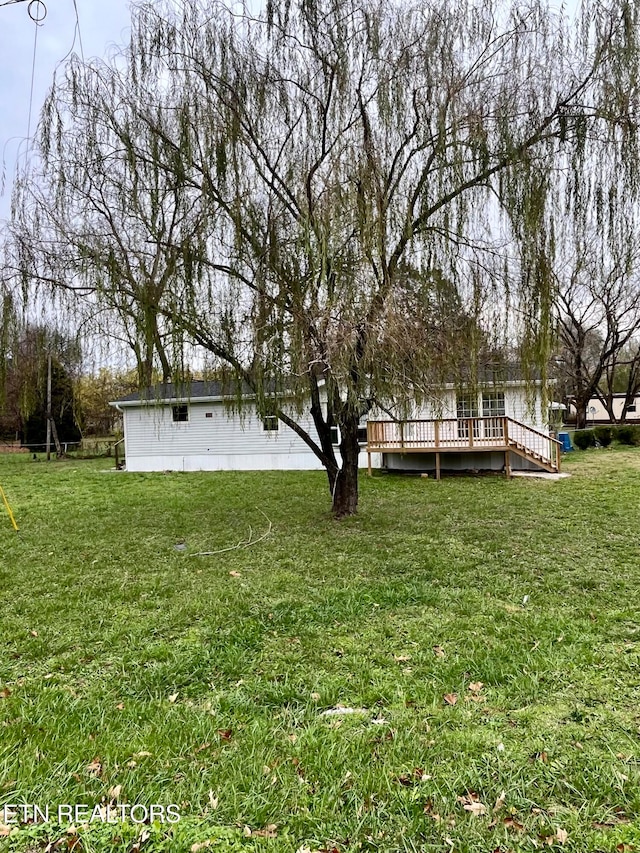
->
395, 384, 546, 432
123, 401, 378, 472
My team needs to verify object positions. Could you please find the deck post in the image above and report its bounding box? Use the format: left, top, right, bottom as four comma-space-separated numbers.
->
434, 420, 440, 448
367, 451, 372, 477
469, 419, 474, 448
399, 421, 405, 450
504, 449, 511, 479
435, 452, 441, 480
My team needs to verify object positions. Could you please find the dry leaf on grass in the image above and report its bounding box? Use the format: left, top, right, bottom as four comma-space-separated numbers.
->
468, 681, 484, 693
229, 571, 242, 577
555, 827, 568, 844
433, 646, 446, 657
493, 791, 506, 812
218, 728, 233, 741
208, 791, 219, 809
191, 842, 212, 852
129, 829, 150, 852
0, 825, 12, 837
252, 824, 278, 838
0, 687, 11, 699
85, 758, 102, 777
443, 693, 458, 706
463, 801, 487, 816
458, 792, 487, 816
168, 692, 179, 703
108, 784, 122, 801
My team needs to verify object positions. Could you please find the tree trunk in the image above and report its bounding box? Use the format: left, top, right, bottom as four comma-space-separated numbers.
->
575, 403, 587, 430
332, 416, 360, 518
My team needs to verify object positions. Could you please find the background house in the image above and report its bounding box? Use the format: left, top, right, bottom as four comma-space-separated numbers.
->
566, 394, 640, 425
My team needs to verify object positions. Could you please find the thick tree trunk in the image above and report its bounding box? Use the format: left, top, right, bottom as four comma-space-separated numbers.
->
332, 416, 360, 518
575, 404, 587, 430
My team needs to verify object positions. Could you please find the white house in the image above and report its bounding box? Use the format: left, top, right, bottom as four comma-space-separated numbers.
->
567, 393, 640, 425
111, 375, 559, 476
110, 381, 355, 473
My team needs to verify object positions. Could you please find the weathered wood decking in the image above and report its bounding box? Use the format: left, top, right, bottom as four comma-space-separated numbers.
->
366, 417, 561, 478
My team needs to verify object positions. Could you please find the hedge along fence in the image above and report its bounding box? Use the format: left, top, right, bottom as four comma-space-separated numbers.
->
573, 425, 640, 449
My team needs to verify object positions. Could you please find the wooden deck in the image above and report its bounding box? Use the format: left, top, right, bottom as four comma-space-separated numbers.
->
366, 417, 561, 478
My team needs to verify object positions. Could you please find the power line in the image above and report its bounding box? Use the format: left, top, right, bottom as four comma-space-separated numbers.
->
0, 0, 46, 15
71, 0, 84, 61
0, 0, 47, 21
25, 2, 40, 151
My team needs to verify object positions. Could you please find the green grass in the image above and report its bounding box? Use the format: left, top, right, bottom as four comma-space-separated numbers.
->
1, 448, 640, 852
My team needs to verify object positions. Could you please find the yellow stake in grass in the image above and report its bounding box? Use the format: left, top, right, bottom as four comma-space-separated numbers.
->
0, 483, 18, 532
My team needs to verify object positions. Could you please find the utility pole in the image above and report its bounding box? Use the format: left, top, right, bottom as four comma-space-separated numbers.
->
46, 353, 51, 461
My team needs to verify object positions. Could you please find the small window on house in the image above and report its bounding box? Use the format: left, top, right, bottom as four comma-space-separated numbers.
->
330, 426, 339, 445
263, 415, 279, 431
205, 412, 213, 418
628, 403, 637, 413
172, 404, 189, 422
357, 426, 368, 444
482, 391, 506, 417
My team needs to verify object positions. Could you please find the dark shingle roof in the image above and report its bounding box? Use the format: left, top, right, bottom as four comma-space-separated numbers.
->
113, 380, 254, 404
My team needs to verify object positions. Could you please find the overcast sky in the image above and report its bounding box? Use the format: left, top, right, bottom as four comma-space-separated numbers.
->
0, 0, 132, 224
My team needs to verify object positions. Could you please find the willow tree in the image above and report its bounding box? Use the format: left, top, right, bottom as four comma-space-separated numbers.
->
10, 55, 208, 389
14, 0, 640, 515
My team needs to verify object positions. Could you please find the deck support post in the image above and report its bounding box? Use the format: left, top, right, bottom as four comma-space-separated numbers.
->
367, 451, 372, 477
435, 452, 441, 480
504, 450, 511, 479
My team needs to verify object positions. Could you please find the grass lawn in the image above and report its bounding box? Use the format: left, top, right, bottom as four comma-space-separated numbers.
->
1, 448, 640, 852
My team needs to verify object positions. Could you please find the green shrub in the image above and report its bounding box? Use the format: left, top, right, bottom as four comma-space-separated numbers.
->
614, 424, 640, 446
573, 429, 596, 450
593, 426, 613, 447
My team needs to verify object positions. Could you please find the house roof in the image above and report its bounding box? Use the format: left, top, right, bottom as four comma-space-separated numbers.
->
110, 379, 276, 407
111, 366, 543, 408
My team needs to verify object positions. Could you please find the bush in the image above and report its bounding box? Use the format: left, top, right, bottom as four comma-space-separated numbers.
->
573, 429, 596, 450
593, 426, 613, 447
614, 425, 640, 446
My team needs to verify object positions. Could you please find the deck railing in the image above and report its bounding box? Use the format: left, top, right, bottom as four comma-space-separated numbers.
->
367, 416, 561, 470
